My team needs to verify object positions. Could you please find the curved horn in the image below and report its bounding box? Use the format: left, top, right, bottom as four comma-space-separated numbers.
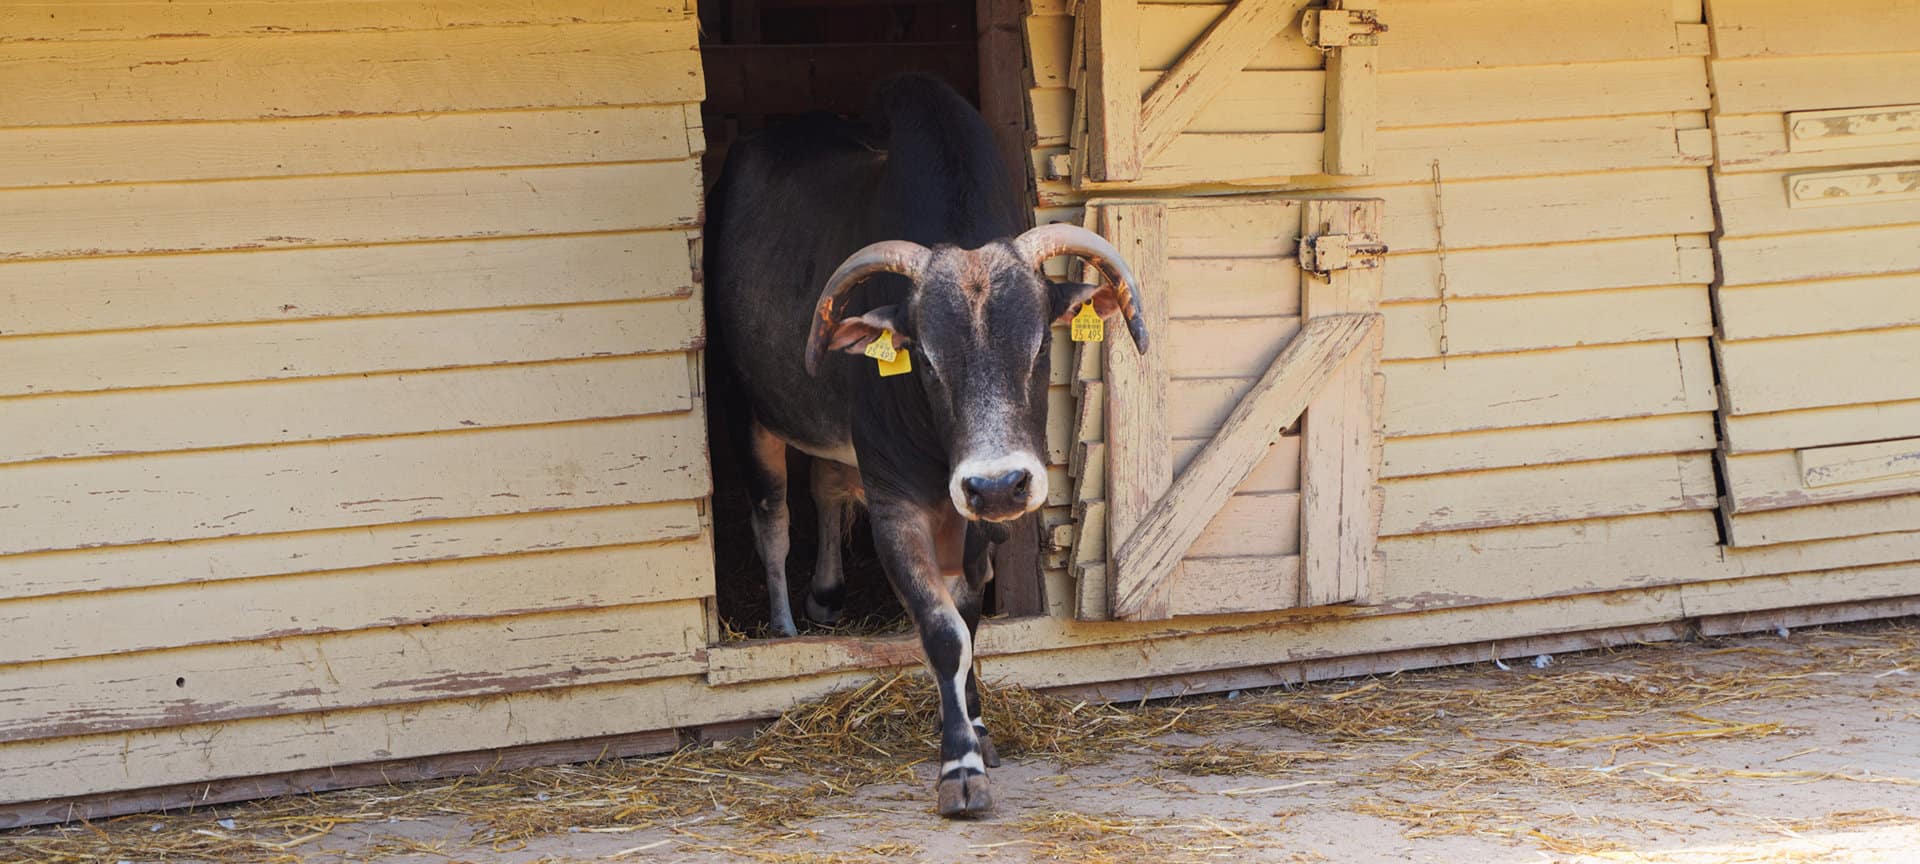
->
1014, 223, 1149, 353
804, 240, 932, 376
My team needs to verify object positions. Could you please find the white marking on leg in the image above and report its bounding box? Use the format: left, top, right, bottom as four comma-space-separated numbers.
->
940, 753, 986, 776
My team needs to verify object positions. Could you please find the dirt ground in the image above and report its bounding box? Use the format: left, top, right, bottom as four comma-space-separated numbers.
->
6, 619, 1917, 864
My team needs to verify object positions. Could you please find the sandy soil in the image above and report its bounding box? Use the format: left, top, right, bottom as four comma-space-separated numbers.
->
7, 621, 1917, 864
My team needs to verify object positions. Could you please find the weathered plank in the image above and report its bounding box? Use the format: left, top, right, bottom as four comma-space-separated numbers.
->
1320, 0, 1377, 175
1725, 399, 1920, 454
1138, 0, 1314, 164
1384, 285, 1712, 360
1380, 58, 1710, 126
0, 537, 713, 664
1726, 494, 1920, 547
1714, 110, 1920, 174
1806, 438, 1920, 490
1377, 0, 1681, 71
1710, 52, 1920, 115
0, 412, 709, 555
1725, 446, 1920, 512
1171, 434, 1301, 492
0, 501, 703, 601
0, 21, 703, 128
0, 161, 701, 262
1715, 168, 1920, 237
0, 300, 699, 398
1717, 275, 1920, 340
1169, 316, 1302, 379
1100, 205, 1176, 617
1169, 556, 1302, 616
1718, 326, 1920, 415
1385, 235, 1715, 303
1372, 169, 1715, 253
1164, 196, 1302, 258
0, 600, 706, 740
1164, 257, 1302, 319
1083, 0, 1141, 180
1718, 222, 1920, 285
1707, 0, 1920, 59
1300, 199, 1383, 606
0, 106, 693, 188
0, 232, 695, 337
1110, 314, 1379, 618
1383, 413, 1716, 479
0, 1, 684, 42
1384, 339, 1717, 437
0, 355, 692, 464
1382, 452, 1718, 535
1371, 114, 1711, 185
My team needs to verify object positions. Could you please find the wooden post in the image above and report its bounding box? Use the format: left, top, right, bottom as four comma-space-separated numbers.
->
1083, 0, 1141, 181
1100, 203, 1175, 619
1321, 0, 1379, 175
1299, 200, 1384, 606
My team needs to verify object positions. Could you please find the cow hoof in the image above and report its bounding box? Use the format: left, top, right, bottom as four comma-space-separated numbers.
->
936, 772, 994, 819
770, 616, 798, 638
805, 595, 843, 626
977, 733, 1001, 768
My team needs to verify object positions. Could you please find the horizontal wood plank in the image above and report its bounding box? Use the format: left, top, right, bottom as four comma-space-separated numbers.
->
1727, 494, 1920, 546
1707, 0, 1920, 59
1378, 0, 1682, 71
0, 501, 703, 601
1718, 222, 1920, 285
0, 232, 695, 338
0, 537, 713, 664
1715, 168, 1920, 238
1717, 274, 1920, 340
1169, 316, 1301, 379
1725, 398, 1920, 454
1367, 113, 1711, 185
0, 1, 684, 43
1385, 236, 1716, 303
1171, 435, 1301, 492
1383, 413, 1717, 479
1373, 169, 1714, 253
1384, 339, 1717, 436
0, 413, 709, 555
0, 106, 694, 188
0, 355, 692, 464
1165, 257, 1302, 319
1711, 52, 1920, 115
1169, 556, 1301, 616
1726, 448, 1920, 512
0, 601, 706, 740
0, 20, 702, 128
1718, 326, 1920, 415
1714, 111, 1920, 174
1381, 59, 1710, 127
1382, 452, 1718, 535
0, 161, 700, 262
0, 299, 699, 397
1383, 285, 1712, 360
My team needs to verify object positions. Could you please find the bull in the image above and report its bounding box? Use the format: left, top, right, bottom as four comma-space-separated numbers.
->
703, 74, 1147, 817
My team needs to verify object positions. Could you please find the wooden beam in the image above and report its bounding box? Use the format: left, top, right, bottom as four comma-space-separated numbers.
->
1322, 0, 1379, 174
1137, 0, 1312, 165
1100, 204, 1176, 618
1083, 0, 1142, 181
1300, 199, 1384, 607
1110, 313, 1379, 619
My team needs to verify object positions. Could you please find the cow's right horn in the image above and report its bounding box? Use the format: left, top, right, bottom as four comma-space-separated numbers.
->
805, 240, 932, 376
1013, 224, 1149, 354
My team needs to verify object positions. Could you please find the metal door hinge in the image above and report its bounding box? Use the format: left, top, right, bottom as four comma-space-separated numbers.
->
1303, 6, 1387, 49
1300, 232, 1387, 277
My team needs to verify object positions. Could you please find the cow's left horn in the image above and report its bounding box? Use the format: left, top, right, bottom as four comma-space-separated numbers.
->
1014, 224, 1149, 354
805, 240, 932, 376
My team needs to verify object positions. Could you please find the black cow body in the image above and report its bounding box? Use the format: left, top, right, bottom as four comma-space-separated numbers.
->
704, 75, 1146, 817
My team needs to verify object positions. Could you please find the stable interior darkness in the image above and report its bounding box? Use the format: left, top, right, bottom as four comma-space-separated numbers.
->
698, 0, 987, 638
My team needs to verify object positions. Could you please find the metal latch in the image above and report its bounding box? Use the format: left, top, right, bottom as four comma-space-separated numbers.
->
1302, 6, 1387, 49
1300, 232, 1388, 277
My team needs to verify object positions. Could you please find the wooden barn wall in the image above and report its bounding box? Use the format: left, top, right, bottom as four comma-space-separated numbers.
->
1703, 0, 1920, 547
701, 0, 1920, 693
0, 1, 724, 808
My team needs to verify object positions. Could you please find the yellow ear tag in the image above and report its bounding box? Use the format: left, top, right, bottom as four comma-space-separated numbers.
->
866, 329, 913, 377
1070, 303, 1105, 343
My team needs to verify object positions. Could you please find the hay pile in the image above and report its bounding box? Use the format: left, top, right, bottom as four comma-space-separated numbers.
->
1, 619, 1914, 863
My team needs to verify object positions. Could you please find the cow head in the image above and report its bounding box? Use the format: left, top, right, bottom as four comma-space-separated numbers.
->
803, 224, 1148, 523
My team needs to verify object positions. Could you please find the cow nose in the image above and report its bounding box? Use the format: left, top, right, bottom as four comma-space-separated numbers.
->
962, 469, 1031, 517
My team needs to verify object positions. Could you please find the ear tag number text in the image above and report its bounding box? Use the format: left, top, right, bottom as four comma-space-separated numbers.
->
1070, 303, 1105, 343
868, 329, 912, 376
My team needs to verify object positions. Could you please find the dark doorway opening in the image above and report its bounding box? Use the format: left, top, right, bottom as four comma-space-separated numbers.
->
697, 0, 1042, 640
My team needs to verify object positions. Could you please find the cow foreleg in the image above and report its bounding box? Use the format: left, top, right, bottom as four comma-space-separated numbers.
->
746, 421, 798, 637
870, 502, 992, 818
961, 523, 999, 768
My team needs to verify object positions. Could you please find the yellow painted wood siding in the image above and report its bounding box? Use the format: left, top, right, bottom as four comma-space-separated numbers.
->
0, 1, 713, 805
1705, 0, 1920, 545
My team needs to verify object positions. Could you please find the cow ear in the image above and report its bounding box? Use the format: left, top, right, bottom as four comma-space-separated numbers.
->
1049, 281, 1122, 325
827, 305, 912, 354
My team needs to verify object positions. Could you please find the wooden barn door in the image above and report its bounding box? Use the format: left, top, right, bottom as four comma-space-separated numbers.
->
1065, 196, 1385, 620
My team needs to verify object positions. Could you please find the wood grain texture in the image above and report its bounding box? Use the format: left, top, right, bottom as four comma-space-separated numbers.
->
1300, 200, 1384, 606
1718, 326, 1920, 415
0, 537, 714, 664
1385, 236, 1714, 303
0, 299, 700, 398
1711, 52, 1920, 115
1385, 339, 1717, 437
1384, 285, 1712, 360
1111, 313, 1378, 618
0, 1, 684, 43
1706, 0, 1920, 59
0, 501, 703, 601
1727, 494, 1920, 547
1725, 399, 1920, 454
1100, 205, 1178, 618
1718, 222, 1920, 285
1714, 110, 1920, 174
0, 601, 706, 740
1384, 413, 1716, 478
1380, 59, 1710, 126
0, 413, 709, 556
1725, 447, 1920, 512
0, 162, 701, 262
1321, 1, 1377, 175
1376, 0, 1682, 70
1383, 452, 1718, 535
0, 232, 696, 338
1083, 0, 1142, 180
1717, 276, 1920, 340
0, 20, 703, 128
1137, 0, 1314, 163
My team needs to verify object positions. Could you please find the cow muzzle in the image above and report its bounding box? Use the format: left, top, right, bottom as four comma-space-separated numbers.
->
949, 453, 1049, 523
